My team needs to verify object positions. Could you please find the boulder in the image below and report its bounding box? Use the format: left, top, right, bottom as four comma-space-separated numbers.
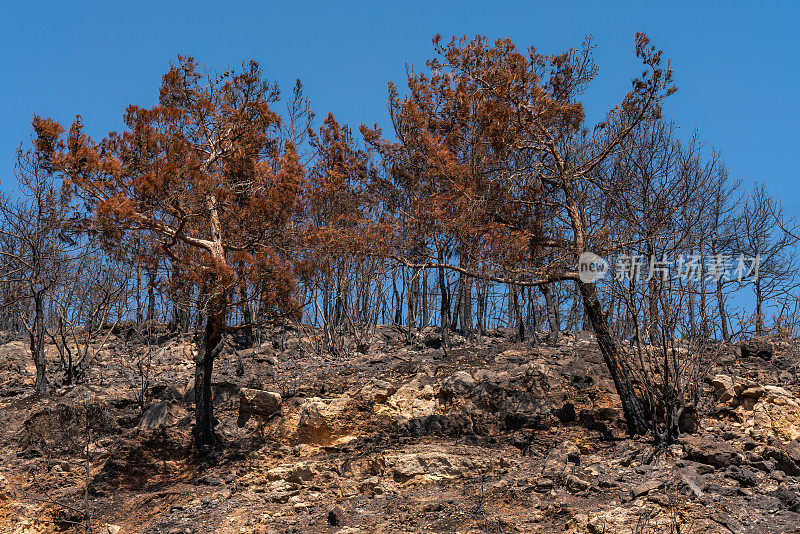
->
237, 388, 281, 427
681, 435, 743, 469
138, 400, 188, 431
542, 440, 581, 479
711, 375, 734, 403
266, 461, 318, 484
749, 388, 800, 442
726, 465, 758, 487
359, 379, 397, 405
386, 451, 480, 483
296, 397, 333, 444
421, 329, 442, 349
438, 371, 476, 400
378, 373, 436, 420
632, 479, 663, 498
763, 446, 800, 476
775, 486, 800, 513
565, 474, 592, 493
292, 396, 351, 445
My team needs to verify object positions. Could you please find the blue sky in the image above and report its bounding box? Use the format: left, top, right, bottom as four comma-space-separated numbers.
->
1, 0, 798, 214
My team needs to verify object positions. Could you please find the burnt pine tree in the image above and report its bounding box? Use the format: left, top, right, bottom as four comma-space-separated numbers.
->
39, 58, 306, 448
364, 33, 675, 436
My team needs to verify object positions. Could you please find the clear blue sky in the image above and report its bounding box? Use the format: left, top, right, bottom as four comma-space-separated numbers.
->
1, 0, 798, 213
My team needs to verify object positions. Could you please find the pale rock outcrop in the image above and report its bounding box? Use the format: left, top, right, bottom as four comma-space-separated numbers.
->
711, 374, 800, 442
377, 373, 436, 420
237, 388, 281, 427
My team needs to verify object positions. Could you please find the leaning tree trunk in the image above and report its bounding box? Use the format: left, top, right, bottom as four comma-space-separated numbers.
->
194, 293, 226, 448
578, 281, 650, 436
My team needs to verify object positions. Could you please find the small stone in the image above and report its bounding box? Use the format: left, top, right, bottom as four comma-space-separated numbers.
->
726, 466, 758, 487
632, 479, 663, 497
565, 474, 591, 493
740, 386, 765, 399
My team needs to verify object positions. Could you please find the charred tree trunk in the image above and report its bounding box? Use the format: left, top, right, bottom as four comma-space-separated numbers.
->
461, 272, 473, 338
511, 284, 525, 341
438, 250, 450, 348
407, 267, 419, 330
539, 284, 560, 346
32, 291, 47, 395
755, 277, 764, 336
421, 268, 429, 327
717, 279, 729, 342
647, 278, 660, 343
240, 285, 253, 347
392, 270, 402, 325
475, 282, 485, 338
450, 275, 462, 332
578, 281, 650, 436
194, 293, 226, 448
136, 262, 142, 324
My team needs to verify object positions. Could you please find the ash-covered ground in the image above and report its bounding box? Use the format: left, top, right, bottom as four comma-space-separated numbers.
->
2, 325, 800, 533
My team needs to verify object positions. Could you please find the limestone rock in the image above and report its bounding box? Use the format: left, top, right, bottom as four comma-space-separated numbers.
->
711, 374, 734, 403
565, 474, 591, 493
137, 400, 188, 431
681, 435, 743, 468
749, 387, 800, 442
542, 440, 580, 480
358, 379, 397, 405
266, 461, 318, 484
438, 371, 476, 399
385, 450, 485, 483
379, 373, 436, 420
291, 396, 351, 445
587, 504, 674, 534
632, 479, 663, 498
237, 388, 281, 427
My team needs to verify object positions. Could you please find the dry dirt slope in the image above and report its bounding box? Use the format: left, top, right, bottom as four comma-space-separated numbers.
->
1, 325, 800, 533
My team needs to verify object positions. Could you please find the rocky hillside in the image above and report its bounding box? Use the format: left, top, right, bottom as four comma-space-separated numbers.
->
2, 326, 800, 533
